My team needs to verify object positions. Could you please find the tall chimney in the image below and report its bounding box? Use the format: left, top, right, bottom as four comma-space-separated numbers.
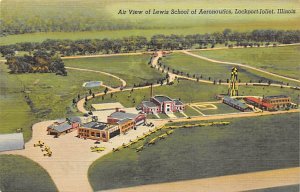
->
150, 84, 153, 97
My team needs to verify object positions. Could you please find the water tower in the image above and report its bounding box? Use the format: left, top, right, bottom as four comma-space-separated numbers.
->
228, 67, 239, 96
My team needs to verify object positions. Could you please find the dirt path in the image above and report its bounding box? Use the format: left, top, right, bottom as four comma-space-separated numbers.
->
105, 167, 300, 192
182, 51, 300, 83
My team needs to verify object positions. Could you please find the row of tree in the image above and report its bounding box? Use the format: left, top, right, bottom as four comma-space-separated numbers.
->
5, 50, 67, 75
1, 29, 299, 57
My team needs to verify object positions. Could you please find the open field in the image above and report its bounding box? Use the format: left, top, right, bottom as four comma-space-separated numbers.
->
195, 103, 240, 115
64, 55, 165, 87
87, 79, 300, 109
0, 155, 57, 192
163, 52, 300, 86
88, 113, 299, 191
190, 45, 300, 80
0, 63, 120, 141
248, 184, 300, 192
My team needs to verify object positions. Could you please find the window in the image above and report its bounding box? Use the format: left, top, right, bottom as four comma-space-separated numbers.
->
96, 133, 100, 137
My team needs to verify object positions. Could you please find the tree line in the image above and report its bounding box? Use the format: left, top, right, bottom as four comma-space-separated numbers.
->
5, 50, 67, 75
1, 29, 299, 57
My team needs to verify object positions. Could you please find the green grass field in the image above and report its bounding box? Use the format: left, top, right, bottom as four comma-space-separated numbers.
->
190, 45, 300, 80
88, 79, 300, 109
199, 103, 240, 115
0, 155, 57, 192
248, 185, 300, 192
88, 113, 299, 191
0, 63, 120, 141
64, 55, 165, 87
163, 52, 300, 86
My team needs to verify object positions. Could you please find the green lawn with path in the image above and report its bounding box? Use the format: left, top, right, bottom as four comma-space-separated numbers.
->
0, 63, 120, 141
0, 155, 57, 192
162, 52, 300, 86
190, 45, 300, 80
88, 113, 299, 191
64, 55, 165, 87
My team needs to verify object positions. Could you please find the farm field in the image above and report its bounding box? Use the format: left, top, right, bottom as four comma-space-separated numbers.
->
190, 45, 300, 80
0, 63, 119, 141
88, 113, 299, 191
0, 155, 57, 192
163, 52, 300, 86
64, 55, 165, 87
87, 80, 300, 109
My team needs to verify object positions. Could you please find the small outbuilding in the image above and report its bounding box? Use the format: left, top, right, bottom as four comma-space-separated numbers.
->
0, 133, 25, 152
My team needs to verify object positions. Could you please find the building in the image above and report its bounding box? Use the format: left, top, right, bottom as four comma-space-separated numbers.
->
141, 95, 185, 114
223, 96, 251, 112
0, 133, 25, 152
107, 109, 146, 126
244, 97, 274, 111
78, 122, 119, 142
262, 95, 291, 109
47, 117, 81, 136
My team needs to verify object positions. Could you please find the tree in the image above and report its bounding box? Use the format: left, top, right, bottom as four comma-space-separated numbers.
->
104, 87, 109, 94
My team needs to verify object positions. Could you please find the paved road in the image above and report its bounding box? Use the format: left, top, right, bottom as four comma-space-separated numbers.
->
105, 167, 300, 192
182, 50, 300, 83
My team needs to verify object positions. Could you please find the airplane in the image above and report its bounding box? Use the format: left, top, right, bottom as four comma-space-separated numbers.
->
158, 133, 168, 139
41, 146, 50, 152
90, 146, 106, 152
43, 151, 52, 157
148, 137, 158, 145
34, 140, 44, 147
136, 145, 144, 152
166, 130, 174, 135
112, 147, 120, 152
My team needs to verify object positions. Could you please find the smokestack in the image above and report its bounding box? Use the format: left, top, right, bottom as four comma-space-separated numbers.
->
150, 83, 153, 97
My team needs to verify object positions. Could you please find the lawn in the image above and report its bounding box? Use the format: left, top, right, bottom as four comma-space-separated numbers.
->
0, 155, 57, 192
190, 45, 300, 80
0, 63, 120, 141
248, 185, 300, 192
162, 52, 300, 86
184, 105, 202, 117
64, 55, 165, 87
88, 113, 299, 191
87, 79, 300, 109
201, 103, 241, 115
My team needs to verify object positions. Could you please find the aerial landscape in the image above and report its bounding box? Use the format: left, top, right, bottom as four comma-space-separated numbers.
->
0, 0, 299, 192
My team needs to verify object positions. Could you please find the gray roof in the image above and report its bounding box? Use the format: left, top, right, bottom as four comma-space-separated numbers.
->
173, 99, 184, 106
82, 122, 108, 130
109, 111, 138, 120
117, 118, 132, 125
52, 122, 72, 133
264, 95, 289, 99
68, 116, 81, 123
223, 96, 249, 109
153, 95, 172, 103
0, 133, 24, 152
142, 101, 157, 108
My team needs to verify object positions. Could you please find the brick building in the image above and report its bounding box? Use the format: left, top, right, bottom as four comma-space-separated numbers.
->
141, 95, 185, 114
262, 95, 291, 109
